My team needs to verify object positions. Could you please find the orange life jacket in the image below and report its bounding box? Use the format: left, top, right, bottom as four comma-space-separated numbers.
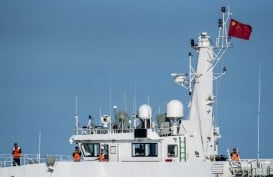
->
73, 151, 81, 161
13, 147, 21, 158
99, 153, 105, 161
231, 152, 239, 161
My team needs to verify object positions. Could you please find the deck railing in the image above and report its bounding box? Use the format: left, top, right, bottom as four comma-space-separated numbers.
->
0, 154, 72, 168
75, 127, 135, 135
228, 159, 273, 176
75, 127, 170, 136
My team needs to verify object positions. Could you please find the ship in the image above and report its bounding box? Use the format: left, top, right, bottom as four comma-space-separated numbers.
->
1, 6, 273, 177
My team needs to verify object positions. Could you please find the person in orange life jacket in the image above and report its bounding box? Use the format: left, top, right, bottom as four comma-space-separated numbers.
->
12, 143, 22, 166
99, 148, 108, 162
72, 146, 81, 161
230, 148, 240, 161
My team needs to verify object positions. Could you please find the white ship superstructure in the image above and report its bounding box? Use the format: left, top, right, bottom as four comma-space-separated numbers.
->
1, 6, 273, 177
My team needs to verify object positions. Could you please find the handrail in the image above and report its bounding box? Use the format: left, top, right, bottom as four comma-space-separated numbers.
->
0, 154, 72, 168
76, 127, 135, 135
75, 127, 162, 135
228, 159, 273, 176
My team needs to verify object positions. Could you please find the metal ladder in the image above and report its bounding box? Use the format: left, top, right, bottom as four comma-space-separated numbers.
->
179, 137, 186, 162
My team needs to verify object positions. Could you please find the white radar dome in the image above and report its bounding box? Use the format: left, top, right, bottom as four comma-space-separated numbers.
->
139, 104, 152, 120
166, 99, 184, 118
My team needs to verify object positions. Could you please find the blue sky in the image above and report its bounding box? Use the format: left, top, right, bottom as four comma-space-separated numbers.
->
0, 0, 273, 159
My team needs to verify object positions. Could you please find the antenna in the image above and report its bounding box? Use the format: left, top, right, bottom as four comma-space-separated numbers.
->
132, 97, 135, 115
38, 131, 41, 163
109, 80, 112, 133
99, 109, 102, 125
134, 78, 137, 113
132, 97, 136, 128
75, 95, 78, 115
123, 92, 127, 112
213, 5, 232, 71
215, 5, 231, 50
132, 78, 137, 129
109, 80, 112, 116
75, 95, 79, 135
257, 64, 261, 160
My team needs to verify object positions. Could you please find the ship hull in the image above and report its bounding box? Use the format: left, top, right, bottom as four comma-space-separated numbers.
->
0, 160, 212, 177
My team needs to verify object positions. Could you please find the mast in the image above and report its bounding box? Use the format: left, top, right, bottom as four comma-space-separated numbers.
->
172, 6, 231, 160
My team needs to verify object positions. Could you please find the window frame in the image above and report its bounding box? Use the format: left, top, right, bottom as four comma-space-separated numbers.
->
132, 143, 158, 157
167, 144, 178, 157
80, 143, 100, 157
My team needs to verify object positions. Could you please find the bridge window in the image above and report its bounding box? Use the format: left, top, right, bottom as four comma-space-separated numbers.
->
132, 143, 158, 157
81, 143, 100, 157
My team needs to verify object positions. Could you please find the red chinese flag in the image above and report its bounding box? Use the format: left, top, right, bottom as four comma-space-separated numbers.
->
228, 18, 252, 40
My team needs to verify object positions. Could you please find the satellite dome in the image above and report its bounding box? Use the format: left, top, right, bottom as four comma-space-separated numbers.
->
139, 104, 152, 120
166, 99, 184, 118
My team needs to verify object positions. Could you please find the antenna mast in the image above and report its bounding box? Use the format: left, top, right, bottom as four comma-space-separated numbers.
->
109, 80, 112, 133
75, 95, 79, 135
134, 79, 137, 113
38, 131, 41, 163
257, 65, 261, 160
215, 6, 232, 59
123, 92, 127, 112
171, 6, 232, 91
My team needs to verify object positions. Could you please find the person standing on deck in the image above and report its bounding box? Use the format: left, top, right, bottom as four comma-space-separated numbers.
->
230, 148, 240, 161
12, 143, 22, 166
72, 146, 81, 161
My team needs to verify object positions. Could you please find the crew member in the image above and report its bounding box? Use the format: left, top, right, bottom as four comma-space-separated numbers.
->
12, 143, 22, 166
99, 147, 109, 162
99, 149, 105, 161
230, 148, 240, 161
72, 146, 81, 161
